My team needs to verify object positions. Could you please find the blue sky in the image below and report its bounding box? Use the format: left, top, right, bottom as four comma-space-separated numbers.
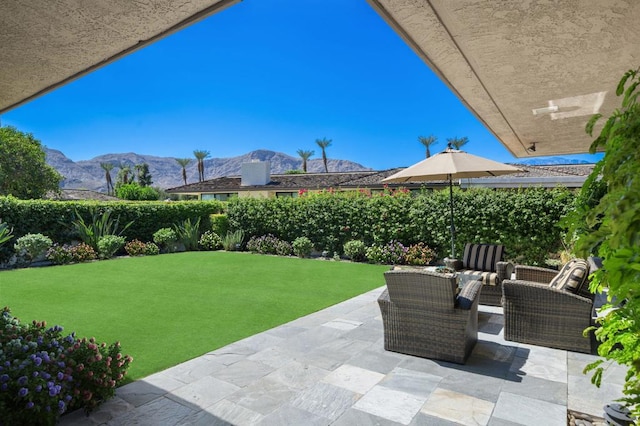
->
2, 0, 602, 169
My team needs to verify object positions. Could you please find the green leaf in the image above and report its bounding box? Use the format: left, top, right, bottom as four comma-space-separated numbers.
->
585, 113, 603, 137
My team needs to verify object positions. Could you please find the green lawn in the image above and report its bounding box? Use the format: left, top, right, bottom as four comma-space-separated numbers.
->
0, 252, 388, 380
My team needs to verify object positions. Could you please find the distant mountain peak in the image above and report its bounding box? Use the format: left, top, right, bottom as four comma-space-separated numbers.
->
45, 148, 371, 192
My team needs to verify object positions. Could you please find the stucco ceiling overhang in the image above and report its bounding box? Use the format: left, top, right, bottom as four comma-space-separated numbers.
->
2, 1, 639, 158
0, 0, 238, 115
367, 0, 640, 157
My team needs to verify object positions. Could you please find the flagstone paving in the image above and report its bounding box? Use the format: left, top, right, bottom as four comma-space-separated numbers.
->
61, 288, 624, 426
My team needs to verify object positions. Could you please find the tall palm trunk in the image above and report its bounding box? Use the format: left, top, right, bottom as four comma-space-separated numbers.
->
296, 149, 314, 173
100, 162, 115, 195
175, 158, 192, 186
193, 150, 210, 183
315, 138, 332, 173
418, 135, 438, 158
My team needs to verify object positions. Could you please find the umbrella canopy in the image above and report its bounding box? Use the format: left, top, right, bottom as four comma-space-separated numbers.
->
382, 147, 521, 259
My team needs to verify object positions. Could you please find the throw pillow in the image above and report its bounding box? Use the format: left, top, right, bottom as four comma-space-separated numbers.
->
549, 258, 589, 293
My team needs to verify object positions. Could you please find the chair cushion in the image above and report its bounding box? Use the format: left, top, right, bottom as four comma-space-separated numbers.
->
549, 258, 589, 294
462, 244, 504, 272
459, 270, 499, 286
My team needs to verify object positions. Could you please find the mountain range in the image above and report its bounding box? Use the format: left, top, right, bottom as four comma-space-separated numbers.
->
514, 157, 590, 166
45, 147, 593, 193
44, 149, 371, 192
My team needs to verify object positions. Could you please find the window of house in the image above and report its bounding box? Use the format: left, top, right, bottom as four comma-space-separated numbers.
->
202, 193, 237, 201
275, 192, 298, 198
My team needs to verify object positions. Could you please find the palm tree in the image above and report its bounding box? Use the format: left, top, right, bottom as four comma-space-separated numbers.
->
296, 149, 314, 173
116, 163, 133, 186
193, 150, 210, 182
175, 158, 192, 186
417, 135, 438, 158
100, 162, 115, 195
135, 163, 152, 187
447, 136, 469, 150
315, 138, 332, 173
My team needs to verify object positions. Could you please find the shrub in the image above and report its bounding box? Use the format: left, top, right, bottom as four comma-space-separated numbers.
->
569, 68, 640, 418
46, 243, 97, 264
72, 208, 132, 252
0, 307, 133, 423
115, 183, 159, 201
0, 219, 13, 248
343, 240, 367, 262
97, 235, 126, 259
199, 231, 222, 251
124, 239, 147, 256
46, 244, 74, 265
226, 188, 574, 264
246, 235, 292, 256
210, 214, 229, 237
0, 197, 224, 248
70, 243, 97, 263
222, 230, 245, 251
274, 239, 292, 256
247, 234, 281, 255
292, 236, 313, 258
143, 242, 159, 256
404, 242, 437, 266
366, 241, 406, 265
173, 218, 201, 251
153, 228, 178, 253
13, 233, 52, 262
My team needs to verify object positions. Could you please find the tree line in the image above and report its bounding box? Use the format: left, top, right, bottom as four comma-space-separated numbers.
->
1, 123, 471, 200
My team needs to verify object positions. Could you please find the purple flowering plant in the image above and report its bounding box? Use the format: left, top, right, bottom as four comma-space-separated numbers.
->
365, 240, 407, 265
246, 234, 283, 255
0, 307, 132, 425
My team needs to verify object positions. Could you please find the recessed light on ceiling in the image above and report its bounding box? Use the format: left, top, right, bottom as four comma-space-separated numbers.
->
532, 105, 559, 115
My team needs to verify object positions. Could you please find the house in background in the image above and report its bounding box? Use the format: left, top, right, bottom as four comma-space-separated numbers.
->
461, 164, 595, 189
165, 161, 440, 200
166, 161, 595, 200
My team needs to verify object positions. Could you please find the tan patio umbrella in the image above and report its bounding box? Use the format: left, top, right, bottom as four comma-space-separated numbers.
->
382, 145, 521, 259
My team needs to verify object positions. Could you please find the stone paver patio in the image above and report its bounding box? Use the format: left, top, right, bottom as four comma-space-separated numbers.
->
61, 287, 625, 425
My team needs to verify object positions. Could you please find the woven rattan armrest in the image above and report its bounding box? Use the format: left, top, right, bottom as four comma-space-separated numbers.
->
502, 279, 594, 353
496, 261, 514, 281
513, 265, 559, 283
503, 279, 593, 313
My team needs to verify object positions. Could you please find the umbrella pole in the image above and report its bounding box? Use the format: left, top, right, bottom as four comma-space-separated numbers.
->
448, 174, 455, 259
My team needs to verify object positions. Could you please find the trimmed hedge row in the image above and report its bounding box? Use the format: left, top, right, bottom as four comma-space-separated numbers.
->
226, 187, 575, 264
0, 196, 224, 244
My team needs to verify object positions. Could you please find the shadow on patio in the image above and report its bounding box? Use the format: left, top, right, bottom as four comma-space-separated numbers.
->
61, 288, 625, 426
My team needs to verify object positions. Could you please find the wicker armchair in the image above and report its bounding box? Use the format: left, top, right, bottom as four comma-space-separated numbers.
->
378, 269, 482, 364
452, 243, 514, 306
502, 264, 594, 353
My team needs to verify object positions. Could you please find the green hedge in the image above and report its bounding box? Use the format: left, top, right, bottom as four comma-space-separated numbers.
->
0, 196, 224, 244
226, 187, 575, 264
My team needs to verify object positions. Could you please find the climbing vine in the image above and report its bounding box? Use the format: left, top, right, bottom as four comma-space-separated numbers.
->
569, 67, 640, 420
